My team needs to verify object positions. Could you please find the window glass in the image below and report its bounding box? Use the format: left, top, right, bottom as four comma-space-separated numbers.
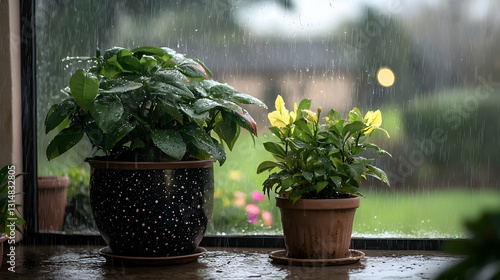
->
36, 0, 500, 237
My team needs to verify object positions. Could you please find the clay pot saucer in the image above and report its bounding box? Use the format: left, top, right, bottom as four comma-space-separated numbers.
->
269, 249, 364, 266
99, 247, 207, 266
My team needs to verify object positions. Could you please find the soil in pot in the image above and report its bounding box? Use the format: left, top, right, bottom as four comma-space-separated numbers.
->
277, 197, 360, 259
87, 160, 214, 257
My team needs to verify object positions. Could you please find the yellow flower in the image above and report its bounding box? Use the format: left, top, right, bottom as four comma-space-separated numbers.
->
363, 110, 390, 138
214, 188, 223, 198
301, 109, 318, 123
229, 170, 244, 181
268, 95, 297, 128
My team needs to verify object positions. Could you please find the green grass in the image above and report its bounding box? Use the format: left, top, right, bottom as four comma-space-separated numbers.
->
353, 189, 500, 238
207, 132, 500, 238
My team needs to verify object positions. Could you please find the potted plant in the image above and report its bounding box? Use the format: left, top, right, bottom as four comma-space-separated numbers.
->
0, 165, 24, 267
37, 175, 70, 231
44, 46, 265, 258
257, 95, 390, 262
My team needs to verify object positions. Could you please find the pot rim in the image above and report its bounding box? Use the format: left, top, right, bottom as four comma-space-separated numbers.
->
276, 196, 360, 210
85, 158, 216, 170
37, 176, 70, 189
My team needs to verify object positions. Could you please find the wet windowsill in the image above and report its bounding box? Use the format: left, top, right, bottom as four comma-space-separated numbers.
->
0, 245, 461, 279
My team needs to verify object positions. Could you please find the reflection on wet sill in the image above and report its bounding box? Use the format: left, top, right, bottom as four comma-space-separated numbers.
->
0, 245, 461, 280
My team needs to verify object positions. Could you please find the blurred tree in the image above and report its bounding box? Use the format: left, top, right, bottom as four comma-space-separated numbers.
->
340, 7, 421, 107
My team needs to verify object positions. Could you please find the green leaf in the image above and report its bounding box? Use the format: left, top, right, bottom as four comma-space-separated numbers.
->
343, 163, 365, 179
365, 143, 392, 157
156, 98, 184, 124
193, 98, 241, 114
293, 119, 313, 137
263, 142, 286, 158
131, 46, 169, 57
89, 95, 124, 133
257, 161, 280, 174
268, 126, 283, 138
342, 121, 367, 137
151, 129, 186, 160
296, 99, 312, 120
367, 164, 390, 186
214, 111, 240, 150
280, 174, 295, 189
103, 47, 125, 61
329, 176, 342, 187
103, 120, 135, 151
99, 65, 121, 79
193, 59, 213, 78
152, 71, 194, 98
178, 63, 208, 80
337, 184, 361, 196
349, 108, 363, 122
179, 104, 209, 126
85, 122, 104, 148
325, 109, 341, 122
226, 110, 258, 136
302, 171, 314, 182
69, 69, 99, 112
99, 79, 143, 95
139, 55, 158, 73
117, 49, 143, 72
315, 181, 328, 193
206, 81, 266, 107
46, 125, 84, 160
183, 126, 226, 164
45, 99, 77, 134
318, 131, 341, 149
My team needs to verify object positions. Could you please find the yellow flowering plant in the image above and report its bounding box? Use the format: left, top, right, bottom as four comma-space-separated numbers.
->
258, 95, 391, 203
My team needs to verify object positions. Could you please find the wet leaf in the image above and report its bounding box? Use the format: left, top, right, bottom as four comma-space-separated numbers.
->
151, 129, 186, 160
103, 120, 135, 152
69, 69, 99, 112
46, 125, 84, 160
213, 111, 240, 150
89, 95, 124, 133
45, 99, 77, 134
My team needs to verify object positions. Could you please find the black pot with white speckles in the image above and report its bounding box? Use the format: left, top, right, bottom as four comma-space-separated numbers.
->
86, 159, 215, 257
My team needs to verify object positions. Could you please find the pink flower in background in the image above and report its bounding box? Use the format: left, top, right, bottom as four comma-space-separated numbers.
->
245, 204, 260, 224
262, 211, 273, 226
252, 191, 265, 201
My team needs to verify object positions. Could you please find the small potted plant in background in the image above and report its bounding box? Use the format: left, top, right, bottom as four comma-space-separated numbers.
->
44, 46, 265, 261
0, 165, 24, 267
37, 175, 70, 231
258, 95, 391, 265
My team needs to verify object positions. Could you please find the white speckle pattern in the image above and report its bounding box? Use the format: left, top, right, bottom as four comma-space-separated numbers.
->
89, 165, 214, 257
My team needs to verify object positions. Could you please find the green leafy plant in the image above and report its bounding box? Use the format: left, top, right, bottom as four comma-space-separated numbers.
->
257, 95, 391, 203
45, 46, 265, 164
0, 165, 25, 234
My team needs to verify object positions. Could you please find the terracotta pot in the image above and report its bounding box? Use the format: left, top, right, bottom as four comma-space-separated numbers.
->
277, 196, 360, 259
37, 176, 70, 231
86, 159, 215, 257
0, 232, 8, 268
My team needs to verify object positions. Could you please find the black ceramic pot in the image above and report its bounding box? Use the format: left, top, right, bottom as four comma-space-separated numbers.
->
86, 159, 214, 257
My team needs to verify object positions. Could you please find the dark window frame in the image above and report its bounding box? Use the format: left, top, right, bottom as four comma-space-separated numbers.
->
20, 0, 456, 250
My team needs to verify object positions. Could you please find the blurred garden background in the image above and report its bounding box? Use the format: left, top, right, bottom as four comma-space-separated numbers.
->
35, 0, 500, 238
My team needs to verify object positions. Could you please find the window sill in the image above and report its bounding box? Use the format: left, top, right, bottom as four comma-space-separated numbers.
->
0, 244, 461, 279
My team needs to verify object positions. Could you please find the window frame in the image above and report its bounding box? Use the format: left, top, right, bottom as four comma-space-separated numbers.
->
20, 0, 456, 250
